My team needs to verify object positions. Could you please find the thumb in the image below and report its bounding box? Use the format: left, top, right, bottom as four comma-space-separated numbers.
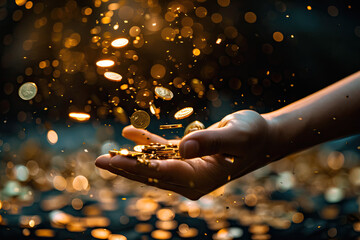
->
179, 126, 239, 158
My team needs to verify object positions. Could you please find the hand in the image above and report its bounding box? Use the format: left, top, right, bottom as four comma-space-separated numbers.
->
95, 110, 279, 200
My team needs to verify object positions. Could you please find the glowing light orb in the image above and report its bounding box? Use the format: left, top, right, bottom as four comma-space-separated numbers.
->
47, 130, 58, 145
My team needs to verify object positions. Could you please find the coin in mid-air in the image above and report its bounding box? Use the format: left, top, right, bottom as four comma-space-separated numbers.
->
19, 82, 37, 100
184, 121, 205, 135
174, 107, 194, 120
154, 86, 174, 100
111, 38, 129, 48
149, 102, 161, 119
160, 124, 183, 130
130, 110, 150, 129
104, 72, 122, 81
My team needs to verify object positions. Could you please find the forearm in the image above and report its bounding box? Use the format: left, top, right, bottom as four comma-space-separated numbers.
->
263, 71, 360, 159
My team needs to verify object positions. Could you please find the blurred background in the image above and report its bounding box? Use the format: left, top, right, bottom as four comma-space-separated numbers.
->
0, 0, 360, 239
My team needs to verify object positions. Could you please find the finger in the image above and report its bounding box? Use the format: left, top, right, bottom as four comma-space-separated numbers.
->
207, 121, 220, 130
109, 155, 198, 187
179, 126, 247, 159
122, 125, 168, 145
96, 155, 204, 200
95, 154, 113, 169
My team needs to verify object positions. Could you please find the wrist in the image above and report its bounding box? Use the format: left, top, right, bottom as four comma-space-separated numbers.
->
261, 111, 288, 161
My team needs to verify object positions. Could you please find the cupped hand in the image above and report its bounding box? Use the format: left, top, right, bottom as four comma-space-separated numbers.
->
95, 110, 279, 200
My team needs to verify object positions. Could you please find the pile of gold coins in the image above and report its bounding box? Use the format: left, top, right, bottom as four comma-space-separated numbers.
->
109, 143, 181, 166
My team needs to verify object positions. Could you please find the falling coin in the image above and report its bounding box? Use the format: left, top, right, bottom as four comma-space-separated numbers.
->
149, 102, 161, 119
154, 86, 174, 100
96, 59, 115, 68
19, 82, 37, 100
160, 124, 183, 130
111, 38, 129, 48
130, 110, 151, 129
104, 72, 122, 81
184, 121, 205, 135
174, 107, 194, 120
69, 112, 91, 122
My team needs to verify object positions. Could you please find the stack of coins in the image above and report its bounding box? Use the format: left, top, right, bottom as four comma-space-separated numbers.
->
109, 143, 182, 167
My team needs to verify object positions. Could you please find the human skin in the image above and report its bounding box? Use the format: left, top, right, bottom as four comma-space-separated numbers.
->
95, 71, 360, 200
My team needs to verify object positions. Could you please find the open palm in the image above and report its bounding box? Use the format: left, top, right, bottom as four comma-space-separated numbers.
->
96, 110, 277, 200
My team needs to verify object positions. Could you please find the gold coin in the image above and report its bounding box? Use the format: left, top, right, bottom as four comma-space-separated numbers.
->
134, 145, 146, 152
154, 87, 174, 100
96, 59, 115, 68
104, 72, 122, 81
109, 149, 143, 158
19, 82, 37, 100
111, 38, 129, 48
149, 103, 157, 115
69, 112, 91, 122
184, 121, 205, 135
130, 110, 150, 129
159, 124, 183, 130
174, 107, 194, 120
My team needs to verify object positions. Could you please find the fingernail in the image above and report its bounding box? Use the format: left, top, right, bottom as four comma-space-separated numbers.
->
182, 140, 199, 158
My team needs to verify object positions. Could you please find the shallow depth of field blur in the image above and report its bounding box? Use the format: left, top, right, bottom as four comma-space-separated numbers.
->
1, 0, 360, 239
